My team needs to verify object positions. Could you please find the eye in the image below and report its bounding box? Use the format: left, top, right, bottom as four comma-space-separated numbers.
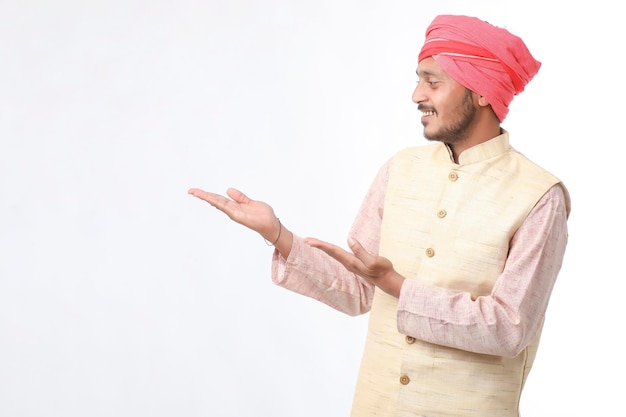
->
416, 79, 439, 88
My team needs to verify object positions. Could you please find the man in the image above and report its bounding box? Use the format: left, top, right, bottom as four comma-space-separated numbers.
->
189, 14, 570, 417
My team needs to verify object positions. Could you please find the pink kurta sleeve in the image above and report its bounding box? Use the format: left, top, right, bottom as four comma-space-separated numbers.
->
397, 184, 569, 357
270, 162, 390, 316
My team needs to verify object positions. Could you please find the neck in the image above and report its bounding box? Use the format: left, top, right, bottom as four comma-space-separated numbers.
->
447, 125, 502, 163
448, 104, 502, 162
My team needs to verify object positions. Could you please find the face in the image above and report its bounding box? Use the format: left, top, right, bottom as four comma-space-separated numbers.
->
413, 57, 477, 145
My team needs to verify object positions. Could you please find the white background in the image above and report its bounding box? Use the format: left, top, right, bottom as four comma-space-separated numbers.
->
0, 1, 622, 416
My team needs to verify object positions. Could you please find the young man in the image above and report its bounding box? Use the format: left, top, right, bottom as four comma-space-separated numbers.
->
189, 14, 570, 417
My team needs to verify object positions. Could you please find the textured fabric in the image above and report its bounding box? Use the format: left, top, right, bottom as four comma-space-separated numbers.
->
350, 133, 567, 417
418, 15, 541, 122
271, 133, 569, 416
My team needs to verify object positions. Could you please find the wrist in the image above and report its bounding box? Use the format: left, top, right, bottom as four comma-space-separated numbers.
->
263, 217, 282, 246
380, 272, 405, 299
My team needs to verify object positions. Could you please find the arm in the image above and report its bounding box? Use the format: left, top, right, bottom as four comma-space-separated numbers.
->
397, 184, 569, 356
188, 161, 389, 316
270, 162, 390, 316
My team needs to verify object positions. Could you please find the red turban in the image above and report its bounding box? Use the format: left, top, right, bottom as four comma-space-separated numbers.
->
418, 15, 541, 122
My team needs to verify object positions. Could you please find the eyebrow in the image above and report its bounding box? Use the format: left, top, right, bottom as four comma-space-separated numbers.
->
416, 69, 439, 77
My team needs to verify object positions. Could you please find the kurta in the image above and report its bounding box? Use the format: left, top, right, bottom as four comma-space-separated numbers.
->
272, 132, 570, 417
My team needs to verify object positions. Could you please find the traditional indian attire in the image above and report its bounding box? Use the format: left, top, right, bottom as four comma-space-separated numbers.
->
272, 133, 569, 416
271, 14, 570, 417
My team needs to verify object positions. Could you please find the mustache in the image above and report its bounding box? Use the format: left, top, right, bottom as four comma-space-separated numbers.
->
417, 104, 436, 112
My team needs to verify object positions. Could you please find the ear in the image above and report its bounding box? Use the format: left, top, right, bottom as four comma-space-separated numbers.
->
477, 95, 491, 107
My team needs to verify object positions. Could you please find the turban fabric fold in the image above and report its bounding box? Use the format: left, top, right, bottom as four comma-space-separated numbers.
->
418, 15, 541, 122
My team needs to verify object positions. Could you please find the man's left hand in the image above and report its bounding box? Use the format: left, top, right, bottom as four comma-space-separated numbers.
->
304, 237, 405, 298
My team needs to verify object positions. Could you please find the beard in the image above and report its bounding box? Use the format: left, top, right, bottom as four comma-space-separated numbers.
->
423, 88, 477, 144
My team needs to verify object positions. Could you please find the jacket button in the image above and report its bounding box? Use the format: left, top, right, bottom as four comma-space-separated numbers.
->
448, 171, 458, 182
425, 247, 435, 257
400, 375, 410, 385
437, 209, 447, 218
405, 336, 416, 344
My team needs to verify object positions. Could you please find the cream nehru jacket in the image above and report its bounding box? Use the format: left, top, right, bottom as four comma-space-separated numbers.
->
350, 132, 569, 417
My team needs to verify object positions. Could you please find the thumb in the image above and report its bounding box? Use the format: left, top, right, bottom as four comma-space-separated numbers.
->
348, 237, 369, 259
348, 237, 377, 271
226, 188, 251, 204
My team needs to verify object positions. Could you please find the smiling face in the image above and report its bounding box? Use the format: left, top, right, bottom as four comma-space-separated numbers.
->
412, 57, 480, 147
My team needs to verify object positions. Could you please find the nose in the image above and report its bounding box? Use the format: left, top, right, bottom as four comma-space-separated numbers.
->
412, 82, 426, 104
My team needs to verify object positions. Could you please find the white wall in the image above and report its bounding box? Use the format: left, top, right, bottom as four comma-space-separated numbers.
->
0, 1, 622, 416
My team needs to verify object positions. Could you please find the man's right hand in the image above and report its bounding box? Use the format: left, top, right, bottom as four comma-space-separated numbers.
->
188, 187, 292, 256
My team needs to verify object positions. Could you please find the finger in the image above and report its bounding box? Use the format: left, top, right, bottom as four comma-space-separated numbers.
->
306, 238, 361, 269
187, 187, 206, 197
348, 238, 377, 267
188, 188, 234, 212
188, 188, 216, 203
226, 188, 251, 204
304, 237, 336, 252
188, 188, 218, 203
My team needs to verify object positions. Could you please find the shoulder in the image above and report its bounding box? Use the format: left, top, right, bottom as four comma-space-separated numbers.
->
509, 148, 571, 218
509, 147, 560, 180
